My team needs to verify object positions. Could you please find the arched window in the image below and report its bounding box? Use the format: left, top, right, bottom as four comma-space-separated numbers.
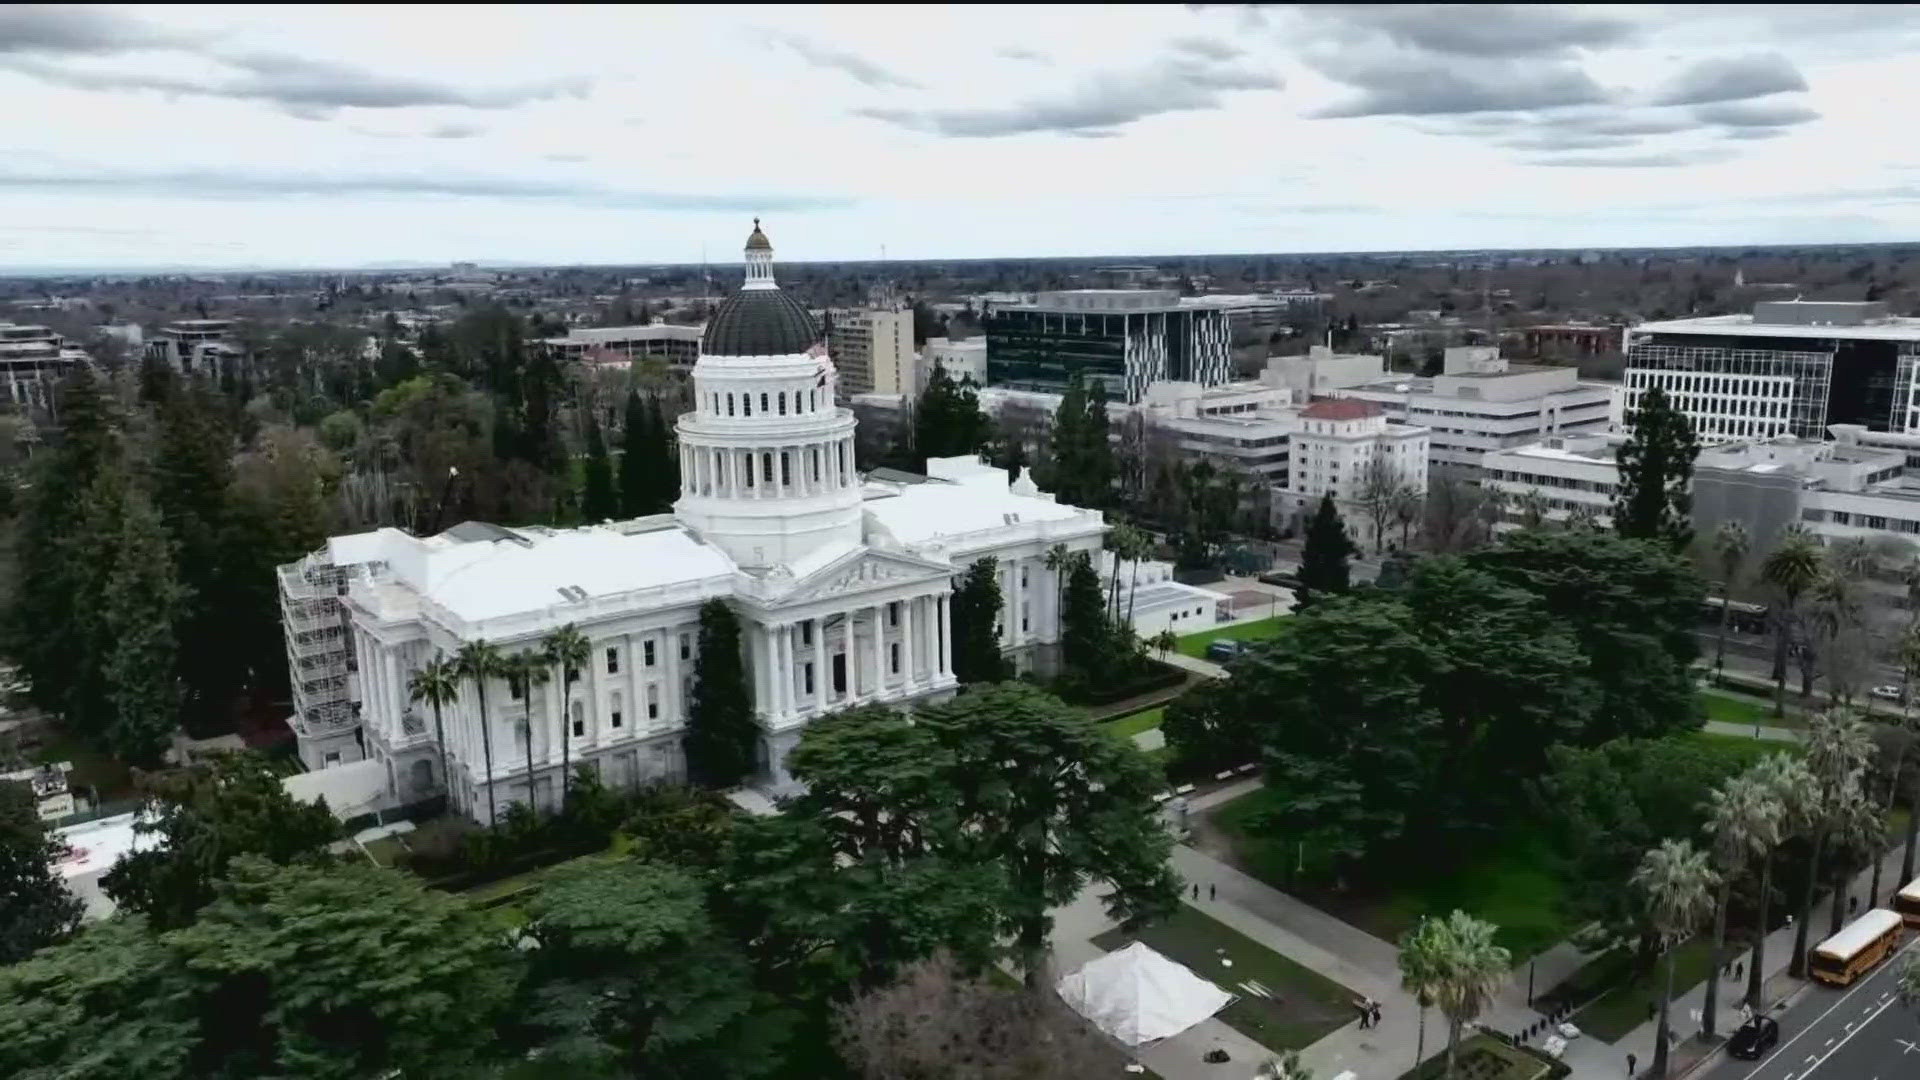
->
743, 394, 752, 416
780, 451, 790, 486
760, 392, 769, 413
810, 389, 817, 411
762, 452, 774, 481
726, 394, 735, 416
744, 451, 754, 487
777, 392, 787, 416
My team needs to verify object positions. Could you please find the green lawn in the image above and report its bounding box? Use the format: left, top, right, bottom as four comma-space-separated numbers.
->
1100, 707, 1164, 740
1177, 615, 1289, 658
359, 835, 411, 867
1092, 904, 1357, 1052
30, 728, 133, 800
1698, 689, 1806, 729
1209, 786, 1571, 961
1570, 936, 1718, 1042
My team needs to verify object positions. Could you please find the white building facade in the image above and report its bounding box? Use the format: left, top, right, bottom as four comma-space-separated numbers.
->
279, 223, 1106, 822
1283, 398, 1429, 548
922, 336, 986, 387
829, 306, 916, 398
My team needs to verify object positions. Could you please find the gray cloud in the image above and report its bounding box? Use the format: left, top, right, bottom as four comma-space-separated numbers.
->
994, 46, 1051, 64
857, 54, 1282, 137
1320, 4, 1639, 58
0, 4, 188, 54
1311, 58, 1608, 118
1692, 99, 1820, 128
543, 153, 588, 163
1650, 53, 1807, 106
0, 13, 590, 115
1500, 131, 1636, 152
1567, 113, 1696, 137
1170, 36, 1243, 62
1724, 128, 1789, 141
0, 167, 854, 212
1528, 151, 1730, 168
427, 123, 485, 139
763, 31, 920, 89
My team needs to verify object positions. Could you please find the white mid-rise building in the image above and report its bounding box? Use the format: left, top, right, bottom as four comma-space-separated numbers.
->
922, 336, 986, 387
1284, 398, 1429, 548
145, 318, 243, 376
278, 223, 1106, 822
1334, 346, 1614, 480
543, 324, 703, 370
829, 306, 916, 398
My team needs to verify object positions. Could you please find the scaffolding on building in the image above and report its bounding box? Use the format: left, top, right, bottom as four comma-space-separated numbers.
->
278, 550, 377, 738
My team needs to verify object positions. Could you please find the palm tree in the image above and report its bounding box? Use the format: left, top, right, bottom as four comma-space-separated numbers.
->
1257, 1051, 1314, 1080
1789, 711, 1873, 977
453, 639, 503, 827
1514, 488, 1548, 530
1116, 523, 1153, 626
1700, 775, 1777, 1039
1425, 910, 1510, 1080
1827, 785, 1881, 936
1398, 917, 1446, 1071
1712, 521, 1751, 676
1746, 753, 1816, 1010
1901, 951, 1920, 1007
542, 623, 591, 807
408, 654, 461, 812
1760, 526, 1823, 718
1634, 839, 1718, 1078
1043, 542, 1072, 634
505, 652, 552, 809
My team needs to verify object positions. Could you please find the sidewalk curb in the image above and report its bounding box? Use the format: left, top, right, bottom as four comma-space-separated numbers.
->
1673, 980, 1817, 1080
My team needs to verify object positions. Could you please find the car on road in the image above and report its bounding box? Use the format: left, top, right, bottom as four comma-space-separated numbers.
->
1257, 570, 1300, 589
1726, 1015, 1779, 1060
1205, 639, 1243, 662
1870, 684, 1904, 702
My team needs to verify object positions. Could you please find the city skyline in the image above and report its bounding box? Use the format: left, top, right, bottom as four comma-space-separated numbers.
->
6, 4, 1920, 268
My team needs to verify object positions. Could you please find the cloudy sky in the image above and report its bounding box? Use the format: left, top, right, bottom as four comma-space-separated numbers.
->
6, 3, 1920, 269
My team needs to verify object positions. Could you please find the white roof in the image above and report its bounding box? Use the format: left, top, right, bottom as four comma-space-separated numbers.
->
1812, 908, 1904, 958
865, 479, 1092, 547
423, 526, 735, 623
1634, 313, 1920, 343
283, 758, 390, 819
53, 811, 159, 880
1898, 877, 1920, 903
1056, 941, 1234, 1046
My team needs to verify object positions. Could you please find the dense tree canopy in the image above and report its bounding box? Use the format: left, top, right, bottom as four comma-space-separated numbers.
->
909, 363, 989, 468
1613, 385, 1698, 549
950, 557, 1010, 684
685, 600, 756, 787
1297, 492, 1355, 604
0, 779, 82, 963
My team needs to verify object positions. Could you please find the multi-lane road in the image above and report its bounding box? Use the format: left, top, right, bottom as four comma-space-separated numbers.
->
1705, 940, 1919, 1080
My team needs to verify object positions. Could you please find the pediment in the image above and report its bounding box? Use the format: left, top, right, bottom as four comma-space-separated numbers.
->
779, 546, 950, 604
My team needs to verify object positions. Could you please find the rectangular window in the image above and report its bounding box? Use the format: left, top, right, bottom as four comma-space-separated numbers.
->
509, 678, 523, 701
611, 708, 622, 729
606, 647, 619, 674
888, 601, 899, 627
647, 685, 660, 719
889, 642, 900, 674
801, 621, 813, 646
643, 640, 656, 667
679, 633, 691, 660
804, 662, 814, 694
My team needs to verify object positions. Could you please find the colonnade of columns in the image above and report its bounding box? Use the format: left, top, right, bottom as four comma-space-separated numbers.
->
678, 437, 857, 500
750, 592, 953, 722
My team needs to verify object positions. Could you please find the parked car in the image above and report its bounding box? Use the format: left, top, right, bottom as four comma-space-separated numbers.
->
1205, 639, 1243, 662
1726, 1016, 1778, 1060
1871, 684, 1904, 702
1258, 571, 1300, 589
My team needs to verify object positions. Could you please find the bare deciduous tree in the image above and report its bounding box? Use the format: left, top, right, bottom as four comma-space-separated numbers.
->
834, 954, 1129, 1080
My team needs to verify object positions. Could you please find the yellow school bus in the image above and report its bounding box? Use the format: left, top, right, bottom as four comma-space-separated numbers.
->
1895, 878, 1920, 928
1808, 908, 1904, 986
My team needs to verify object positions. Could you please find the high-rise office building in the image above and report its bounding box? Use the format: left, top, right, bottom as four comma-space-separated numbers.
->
828, 306, 915, 397
1625, 300, 1920, 441
985, 290, 1231, 403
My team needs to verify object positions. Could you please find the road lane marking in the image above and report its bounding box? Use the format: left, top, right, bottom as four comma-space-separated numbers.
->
1794, 993, 1897, 1077
1747, 937, 1918, 1076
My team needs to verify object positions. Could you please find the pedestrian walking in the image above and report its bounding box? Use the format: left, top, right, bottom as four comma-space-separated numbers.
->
1209, 883, 1216, 901
1627, 1051, 1637, 1077
1370, 1002, 1382, 1028
1849, 896, 1859, 915
1191, 883, 1198, 900
1355, 1000, 1371, 1029
1735, 960, 1743, 981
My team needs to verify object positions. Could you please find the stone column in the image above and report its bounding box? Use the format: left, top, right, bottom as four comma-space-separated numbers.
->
871, 604, 885, 695
901, 594, 917, 687
777, 624, 794, 717
813, 617, 827, 711
662, 625, 680, 732
938, 595, 952, 675
751, 624, 770, 714
842, 611, 856, 701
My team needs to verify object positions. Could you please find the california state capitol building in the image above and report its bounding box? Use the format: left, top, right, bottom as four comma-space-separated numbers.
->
276, 222, 1107, 823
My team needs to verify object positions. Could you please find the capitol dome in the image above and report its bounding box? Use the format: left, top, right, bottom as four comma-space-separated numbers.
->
700, 218, 818, 357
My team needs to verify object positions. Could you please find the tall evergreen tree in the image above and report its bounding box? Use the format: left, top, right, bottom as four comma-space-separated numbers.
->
101, 485, 187, 766
1613, 385, 1699, 549
685, 600, 757, 787
1297, 493, 1356, 605
151, 382, 238, 726
951, 557, 1011, 684
1079, 378, 1113, 507
1057, 553, 1110, 678
581, 419, 617, 522
1046, 376, 1088, 502
910, 363, 988, 468
649, 395, 680, 506
9, 368, 119, 721
0, 779, 83, 963
620, 389, 649, 516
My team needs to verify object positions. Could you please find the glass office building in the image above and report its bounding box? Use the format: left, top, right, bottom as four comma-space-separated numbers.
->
985, 291, 1231, 403
1625, 301, 1920, 441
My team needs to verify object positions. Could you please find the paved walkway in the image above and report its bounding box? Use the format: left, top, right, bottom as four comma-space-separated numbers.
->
1700, 720, 1801, 743
1160, 650, 1228, 680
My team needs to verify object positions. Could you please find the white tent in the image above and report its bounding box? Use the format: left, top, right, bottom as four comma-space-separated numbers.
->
1056, 941, 1235, 1046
